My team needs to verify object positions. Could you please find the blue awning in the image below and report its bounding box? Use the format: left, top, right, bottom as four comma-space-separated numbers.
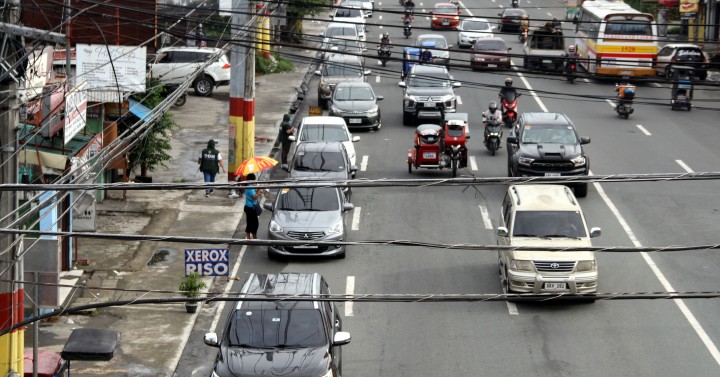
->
127, 98, 152, 122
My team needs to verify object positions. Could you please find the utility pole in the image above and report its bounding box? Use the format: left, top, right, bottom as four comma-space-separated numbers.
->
228, 0, 256, 181
0, 0, 24, 374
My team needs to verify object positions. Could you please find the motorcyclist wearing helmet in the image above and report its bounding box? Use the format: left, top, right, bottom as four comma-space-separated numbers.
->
380, 32, 391, 46
564, 44, 579, 72
482, 101, 503, 142
499, 77, 519, 102
615, 76, 636, 106
404, 0, 416, 13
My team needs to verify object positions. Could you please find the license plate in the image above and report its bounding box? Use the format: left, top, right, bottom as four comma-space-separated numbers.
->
487, 64, 497, 67
544, 282, 567, 290
543, 59, 552, 64
442, 19, 450, 25
423, 152, 436, 159
349, 118, 362, 124
544, 172, 561, 177
294, 245, 318, 249
620, 70, 632, 75
424, 102, 436, 108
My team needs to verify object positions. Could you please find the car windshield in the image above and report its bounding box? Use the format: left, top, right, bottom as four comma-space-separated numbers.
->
408, 75, 450, 88
276, 187, 341, 211
417, 38, 448, 49
324, 63, 363, 78
475, 40, 506, 50
294, 150, 346, 172
300, 124, 350, 142
336, 8, 363, 17
521, 125, 577, 144
326, 27, 357, 38
512, 211, 587, 238
227, 308, 326, 348
334, 85, 374, 101
435, 5, 457, 13
463, 21, 490, 31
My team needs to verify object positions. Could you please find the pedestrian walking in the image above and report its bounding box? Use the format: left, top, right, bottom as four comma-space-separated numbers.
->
243, 173, 263, 239
198, 139, 226, 197
279, 114, 295, 171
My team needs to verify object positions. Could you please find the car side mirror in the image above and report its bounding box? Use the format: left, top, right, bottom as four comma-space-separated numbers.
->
580, 137, 591, 144
352, 135, 360, 142
350, 165, 359, 172
507, 47, 512, 51
333, 331, 352, 346
314, 70, 321, 76
452, 82, 462, 88
262, 202, 273, 211
498, 12, 502, 16
204, 333, 220, 348
288, 135, 296, 142
376, 95, 384, 101
398, 81, 407, 88
497, 226, 509, 237
590, 227, 602, 238
343, 203, 355, 212
506, 136, 518, 144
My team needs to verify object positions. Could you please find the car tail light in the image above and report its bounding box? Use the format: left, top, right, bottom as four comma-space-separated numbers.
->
432, 15, 437, 20
570, 64, 575, 69
222, 63, 231, 69
454, 16, 459, 20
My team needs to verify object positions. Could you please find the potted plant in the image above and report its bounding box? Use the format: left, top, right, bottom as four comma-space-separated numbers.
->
178, 272, 207, 313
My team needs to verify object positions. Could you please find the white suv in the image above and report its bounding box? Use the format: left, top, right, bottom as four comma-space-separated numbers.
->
497, 185, 601, 295
149, 47, 231, 96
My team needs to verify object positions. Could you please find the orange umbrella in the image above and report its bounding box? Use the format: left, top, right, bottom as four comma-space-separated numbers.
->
233, 156, 278, 176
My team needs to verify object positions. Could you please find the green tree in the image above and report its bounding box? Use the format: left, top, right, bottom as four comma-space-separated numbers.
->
282, 0, 329, 42
128, 78, 180, 177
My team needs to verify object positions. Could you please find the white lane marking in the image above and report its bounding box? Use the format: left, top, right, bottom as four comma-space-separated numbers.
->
676, 159, 694, 173
425, 16, 430, 20
458, 0, 474, 16
379, 15, 382, 20
652, 82, 662, 88
536, 7, 541, 9
499, 4, 504, 8
527, 0, 531, 3
457, 95, 463, 105
478, 204, 493, 230
546, 12, 552, 17
210, 245, 247, 332
583, 78, 590, 83
491, 0, 496, 2
592, 173, 720, 367
605, 99, 617, 108
469, 155, 478, 171
636, 124, 651, 136
351, 207, 362, 230
376, 75, 381, 82
507, 301, 519, 315
361, 155, 369, 171
513, 64, 548, 112
345, 276, 355, 317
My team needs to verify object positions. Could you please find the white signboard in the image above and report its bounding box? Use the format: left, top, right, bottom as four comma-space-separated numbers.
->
219, 0, 233, 15
185, 249, 230, 276
19, 46, 54, 103
76, 44, 147, 92
64, 81, 88, 145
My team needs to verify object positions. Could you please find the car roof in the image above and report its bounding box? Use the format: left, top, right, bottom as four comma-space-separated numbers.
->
475, 37, 506, 44
463, 17, 490, 22
302, 116, 348, 126
665, 43, 702, 49
418, 34, 447, 40
238, 273, 320, 310
435, 2, 457, 7
297, 141, 346, 152
325, 53, 363, 64
503, 8, 527, 14
327, 22, 358, 30
410, 64, 448, 75
508, 185, 580, 211
520, 112, 572, 126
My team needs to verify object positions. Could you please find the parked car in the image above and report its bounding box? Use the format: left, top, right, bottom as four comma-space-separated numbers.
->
506, 112, 590, 197
415, 34, 452, 67
264, 187, 355, 259
497, 185, 601, 296
149, 46, 230, 96
430, 2, 461, 30
204, 273, 352, 376
329, 82, 383, 131
399, 64, 460, 125
457, 17, 494, 48
471, 37, 512, 70
655, 43, 710, 80
498, 8, 528, 32
293, 115, 361, 169
315, 53, 370, 109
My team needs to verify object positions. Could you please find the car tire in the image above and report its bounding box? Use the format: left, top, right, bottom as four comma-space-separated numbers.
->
402, 111, 413, 125
193, 75, 215, 97
697, 72, 707, 80
574, 183, 588, 198
503, 267, 512, 294
373, 122, 381, 131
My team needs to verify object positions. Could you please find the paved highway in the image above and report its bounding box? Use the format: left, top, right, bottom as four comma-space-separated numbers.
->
177, 0, 720, 376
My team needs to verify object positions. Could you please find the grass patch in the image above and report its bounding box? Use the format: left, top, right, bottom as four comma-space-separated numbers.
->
256, 52, 295, 75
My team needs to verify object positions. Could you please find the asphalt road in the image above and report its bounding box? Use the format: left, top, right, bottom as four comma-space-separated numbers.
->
176, 0, 720, 376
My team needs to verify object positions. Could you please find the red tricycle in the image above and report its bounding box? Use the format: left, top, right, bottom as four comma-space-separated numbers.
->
407, 120, 468, 177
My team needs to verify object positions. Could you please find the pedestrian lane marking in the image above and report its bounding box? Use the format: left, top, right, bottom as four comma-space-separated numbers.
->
352, 207, 362, 230
457, 95, 462, 105
361, 155, 369, 171
636, 124, 651, 136
676, 159, 693, 173
469, 156, 477, 171
478, 204, 493, 230
345, 276, 355, 317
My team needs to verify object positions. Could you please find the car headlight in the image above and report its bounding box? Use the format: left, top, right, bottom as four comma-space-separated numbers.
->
367, 105, 379, 115
328, 219, 344, 234
511, 259, 533, 271
518, 156, 534, 166
576, 260, 596, 272
330, 105, 346, 115
404, 97, 416, 107
269, 220, 284, 233
474, 57, 485, 62
571, 155, 587, 167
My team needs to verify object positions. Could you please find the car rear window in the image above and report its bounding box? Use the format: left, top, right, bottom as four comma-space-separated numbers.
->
276, 187, 341, 211
513, 211, 587, 238
474, 39, 506, 50
300, 124, 350, 142
463, 21, 490, 31
504, 9, 526, 17
294, 150, 346, 172
675, 48, 704, 61
435, 5, 457, 13
227, 308, 326, 348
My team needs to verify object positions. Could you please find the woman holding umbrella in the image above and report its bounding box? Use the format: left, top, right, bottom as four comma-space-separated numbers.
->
243, 173, 263, 239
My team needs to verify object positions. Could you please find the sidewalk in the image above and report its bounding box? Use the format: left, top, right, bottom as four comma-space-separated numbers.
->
30, 19, 326, 377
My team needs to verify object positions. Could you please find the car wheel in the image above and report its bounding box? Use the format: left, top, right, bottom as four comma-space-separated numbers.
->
402, 111, 413, 125
664, 66, 673, 81
574, 183, 588, 198
697, 72, 707, 80
193, 75, 215, 96
503, 267, 512, 294
373, 122, 381, 131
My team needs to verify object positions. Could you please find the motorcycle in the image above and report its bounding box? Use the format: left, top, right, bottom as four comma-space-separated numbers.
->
403, 23, 412, 38
565, 58, 577, 84
483, 120, 504, 156
378, 45, 391, 66
164, 84, 187, 107
519, 27, 528, 43
615, 85, 635, 119
512, 0, 519, 8
500, 92, 521, 128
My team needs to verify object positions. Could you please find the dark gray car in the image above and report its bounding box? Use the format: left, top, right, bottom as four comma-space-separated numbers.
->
290, 141, 358, 184
329, 82, 383, 131
263, 187, 354, 259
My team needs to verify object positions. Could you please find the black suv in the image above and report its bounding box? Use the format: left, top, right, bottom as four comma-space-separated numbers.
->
398, 64, 461, 125
204, 273, 351, 377
506, 112, 590, 197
